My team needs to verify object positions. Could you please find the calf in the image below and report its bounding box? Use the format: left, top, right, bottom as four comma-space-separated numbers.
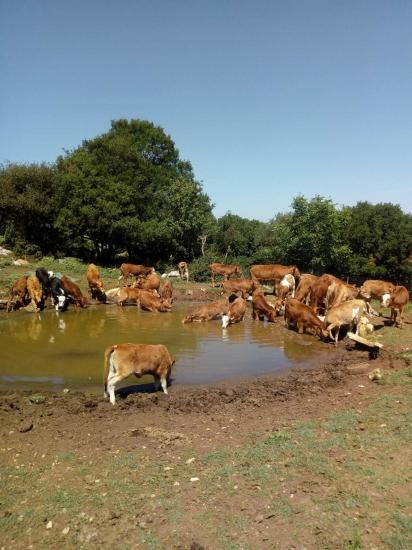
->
178, 261, 189, 282
50, 276, 69, 311
117, 287, 141, 306
118, 263, 154, 286
61, 275, 88, 308
222, 296, 246, 328
103, 343, 175, 404
388, 286, 409, 328
7, 276, 29, 312
138, 290, 172, 312
284, 298, 327, 338
252, 290, 277, 322
26, 275, 43, 310
134, 272, 161, 295
323, 299, 369, 344
221, 278, 259, 298
183, 298, 229, 323
86, 263, 106, 302
210, 263, 241, 287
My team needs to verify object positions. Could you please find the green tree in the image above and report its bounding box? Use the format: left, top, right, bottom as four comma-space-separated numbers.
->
54, 119, 213, 263
0, 163, 57, 256
273, 195, 351, 274
214, 212, 272, 261
345, 202, 412, 279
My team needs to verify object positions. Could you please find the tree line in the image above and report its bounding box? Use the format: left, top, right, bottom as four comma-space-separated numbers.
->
1, 118, 411, 284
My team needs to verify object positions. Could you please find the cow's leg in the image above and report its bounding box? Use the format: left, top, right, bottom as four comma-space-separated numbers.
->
107, 372, 124, 405
335, 326, 340, 345
297, 321, 304, 334
153, 374, 161, 391
160, 375, 168, 394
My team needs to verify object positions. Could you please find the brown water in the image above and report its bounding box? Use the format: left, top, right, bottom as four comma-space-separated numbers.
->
0, 303, 333, 392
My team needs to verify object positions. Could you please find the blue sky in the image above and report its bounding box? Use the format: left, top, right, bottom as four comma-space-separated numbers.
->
1, 0, 411, 220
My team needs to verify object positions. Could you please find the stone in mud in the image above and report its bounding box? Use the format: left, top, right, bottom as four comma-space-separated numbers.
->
19, 421, 33, 433
28, 394, 46, 404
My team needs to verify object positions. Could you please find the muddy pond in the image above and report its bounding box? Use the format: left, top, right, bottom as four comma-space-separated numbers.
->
0, 303, 335, 393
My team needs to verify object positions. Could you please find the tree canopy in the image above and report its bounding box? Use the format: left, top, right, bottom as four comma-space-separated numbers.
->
54, 119, 214, 262
0, 118, 411, 285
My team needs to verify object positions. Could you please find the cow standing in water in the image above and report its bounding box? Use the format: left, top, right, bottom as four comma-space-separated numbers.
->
86, 264, 106, 302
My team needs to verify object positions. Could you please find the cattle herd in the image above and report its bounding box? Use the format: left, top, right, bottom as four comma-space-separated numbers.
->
5, 260, 410, 404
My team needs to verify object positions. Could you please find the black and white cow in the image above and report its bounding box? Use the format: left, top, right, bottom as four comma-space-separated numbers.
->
50, 276, 69, 311
35, 267, 52, 301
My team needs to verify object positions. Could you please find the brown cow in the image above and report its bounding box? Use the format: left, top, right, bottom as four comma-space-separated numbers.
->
310, 274, 344, 314
252, 290, 277, 322
134, 272, 161, 295
26, 276, 43, 310
325, 282, 360, 310
276, 273, 296, 302
7, 275, 29, 312
160, 279, 173, 302
221, 278, 259, 298
178, 261, 189, 282
250, 264, 301, 282
388, 286, 409, 328
138, 290, 172, 312
103, 343, 175, 404
118, 263, 155, 286
61, 275, 88, 308
360, 279, 395, 305
117, 287, 141, 306
323, 299, 369, 344
182, 298, 229, 323
86, 264, 106, 301
222, 296, 247, 328
295, 274, 319, 304
210, 263, 241, 287
284, 298, 327, 338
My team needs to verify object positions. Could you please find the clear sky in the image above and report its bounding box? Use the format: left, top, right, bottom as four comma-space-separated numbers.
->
1, 0, 411, 220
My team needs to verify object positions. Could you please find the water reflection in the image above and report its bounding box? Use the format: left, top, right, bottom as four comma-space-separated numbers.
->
0, 303, 332, 391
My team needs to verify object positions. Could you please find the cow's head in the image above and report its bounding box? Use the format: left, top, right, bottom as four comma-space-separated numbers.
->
359, 286, 371, 300
55, 292, 68, 312
222, 314, 230, 328
381, 293, 391, 307
251, 280, 260, 292
292, 266, 301, 278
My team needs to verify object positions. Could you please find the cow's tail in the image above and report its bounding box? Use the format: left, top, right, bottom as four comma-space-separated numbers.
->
103, 344, 117, 396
